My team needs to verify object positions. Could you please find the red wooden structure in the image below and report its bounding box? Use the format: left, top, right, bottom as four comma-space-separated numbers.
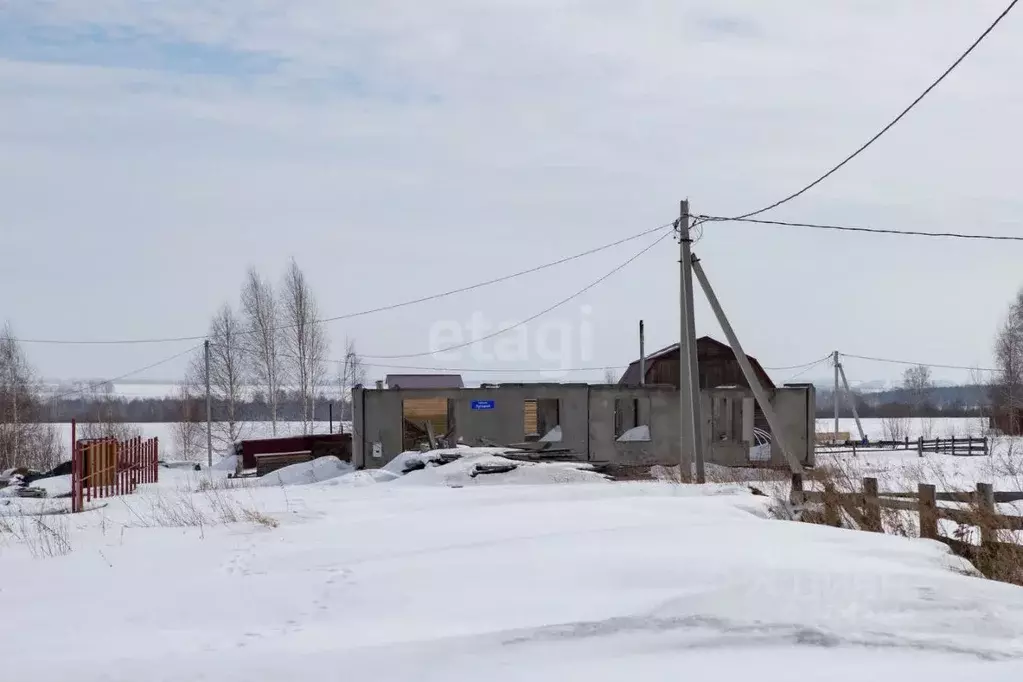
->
235, 433, 352, 472
70, 419, 159, 513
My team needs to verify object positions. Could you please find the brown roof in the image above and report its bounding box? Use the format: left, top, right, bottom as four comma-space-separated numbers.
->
619, 336, 775, 389
384, 374, 464, 389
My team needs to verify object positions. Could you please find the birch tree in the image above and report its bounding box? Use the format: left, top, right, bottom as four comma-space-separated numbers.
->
281, 259, 328, 434
339, 337, 366, 423
241, 268, 284, 435
994, 287, 1023, 432
188, 304, 248, 451
0, 323, 63, 470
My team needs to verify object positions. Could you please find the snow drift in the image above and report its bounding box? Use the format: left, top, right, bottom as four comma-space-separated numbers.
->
258, 456, 353, 486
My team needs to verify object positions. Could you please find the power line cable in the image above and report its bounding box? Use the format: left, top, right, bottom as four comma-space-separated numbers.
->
727, 0, 1020, 220
696, 215, 1023, 242
13, 221, 674, 346
842, 352, 997, 373
363, 229, 674, 359
762, 353, 834, 371
43, 344, 201, 402
206, 342, 630, 374
783, 355, 833, 383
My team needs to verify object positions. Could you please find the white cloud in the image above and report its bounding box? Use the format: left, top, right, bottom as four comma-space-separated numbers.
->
2, 1, 1022, 382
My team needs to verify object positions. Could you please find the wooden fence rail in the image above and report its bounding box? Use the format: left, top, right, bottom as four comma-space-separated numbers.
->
70, 419, 159, 513
791, 476, 1023, 545
816, 436, 988, 457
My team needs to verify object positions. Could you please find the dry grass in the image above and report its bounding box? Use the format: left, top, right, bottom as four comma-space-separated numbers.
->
195, 475, 250, 493
798, 447, 1023, 586
0, 510, 72, 558
241, 507, 279, 529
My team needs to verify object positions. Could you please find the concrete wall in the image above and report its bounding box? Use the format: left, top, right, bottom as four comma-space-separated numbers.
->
587, 385, 680, 466
353, 384, 591, 469
353, 382, 815, 470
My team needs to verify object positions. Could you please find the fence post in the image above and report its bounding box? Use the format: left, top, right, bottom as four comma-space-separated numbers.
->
118, 439, 125, 496
984, 436, 990, 457
862, 477, 881, 532
951, 435, 956, 457
918, 483, 938, 540
852, 440, 857, 458
823, 482, 841, 527
917, 437, 923, 457
789, 473, 804, 508
71, 420, 79, 513
905, 435, 909, 451
154, 437, 160, 482
85, 442, 91, 504
976, 482, 996, 547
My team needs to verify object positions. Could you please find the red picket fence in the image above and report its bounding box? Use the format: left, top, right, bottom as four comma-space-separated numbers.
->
71, 419, 159, 513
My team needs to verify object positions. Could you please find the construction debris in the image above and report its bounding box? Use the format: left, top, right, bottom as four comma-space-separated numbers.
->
469, 462, 519, 477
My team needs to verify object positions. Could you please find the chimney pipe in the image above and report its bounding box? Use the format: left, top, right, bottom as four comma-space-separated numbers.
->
375, 380, 384, 390
639, 320, 646, 386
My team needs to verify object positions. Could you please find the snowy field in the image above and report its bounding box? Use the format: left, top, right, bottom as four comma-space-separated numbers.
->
41, 420, 354, 460
816, 416, 991, 440
3, 448, 1023, 680
32, 416, 996, 462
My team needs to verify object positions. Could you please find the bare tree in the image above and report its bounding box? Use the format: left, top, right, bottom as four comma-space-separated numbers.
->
188, 304, 248, 452
902, 364, 933, 411
171, 383, 205, 461
994, 289, 1023, 433
0, 323, 63, 471
76, 389, 142, 443
241, 268, 284, 435
603, 368, 620, 384
339, 337, 366, 423
281, 259, 329, 434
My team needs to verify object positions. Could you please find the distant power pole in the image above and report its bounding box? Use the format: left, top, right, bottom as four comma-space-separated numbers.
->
204, 339, 213, 468
833, 350, 840, 441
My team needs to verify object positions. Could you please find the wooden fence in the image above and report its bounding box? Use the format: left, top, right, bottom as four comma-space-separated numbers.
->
70, 420, 159, 513
791, 475, 1023, 556
816, 436, 988, 457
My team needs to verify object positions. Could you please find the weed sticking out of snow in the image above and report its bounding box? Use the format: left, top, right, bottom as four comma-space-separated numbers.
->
0, 511, 72, 558
241, 507, 280, 529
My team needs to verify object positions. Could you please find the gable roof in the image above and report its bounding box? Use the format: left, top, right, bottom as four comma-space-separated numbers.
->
384, 374, 464, 389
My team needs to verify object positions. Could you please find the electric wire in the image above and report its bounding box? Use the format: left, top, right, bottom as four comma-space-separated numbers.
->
42, 344, 202, 402
841, 352, 997, 373
362, 228, 674, 359
13, 221, 674, 346
696, 215, 1023, 242
761, 353, 834, 371
728, 0, 1020, 220
783, 355, 833, 383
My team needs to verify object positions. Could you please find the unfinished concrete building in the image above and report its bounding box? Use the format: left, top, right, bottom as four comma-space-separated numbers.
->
352, 379, 815, 471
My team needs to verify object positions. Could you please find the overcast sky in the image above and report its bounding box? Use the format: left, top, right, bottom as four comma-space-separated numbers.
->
2, 1, 1022, 388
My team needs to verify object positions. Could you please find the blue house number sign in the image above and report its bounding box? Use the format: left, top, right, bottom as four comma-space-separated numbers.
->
471, 400, 495, 411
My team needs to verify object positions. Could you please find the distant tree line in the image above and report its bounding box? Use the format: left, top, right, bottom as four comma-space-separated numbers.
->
41, 391, 355, 424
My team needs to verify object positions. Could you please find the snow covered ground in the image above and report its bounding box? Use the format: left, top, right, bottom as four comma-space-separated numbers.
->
817, 416, 990, 440
3, 448, 1023, 680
